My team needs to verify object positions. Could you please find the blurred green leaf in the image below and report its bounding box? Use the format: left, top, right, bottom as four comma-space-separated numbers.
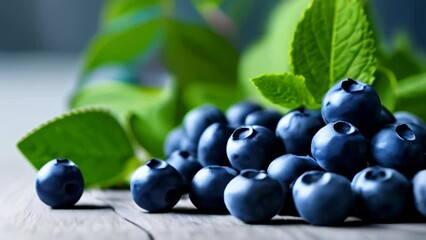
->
395, 73, 426, 122
83, 7, 163, 74
238, 0, 312, 102
251, 73, 318, 109
291, 0, 376, 103
372, 66, 398, 110
17, 109, 134, 188
102, 0, 159, 24
164, 19, 239, 86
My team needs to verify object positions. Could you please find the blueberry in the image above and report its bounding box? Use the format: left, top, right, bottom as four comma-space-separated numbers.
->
267, 154, 322, 216
226, 101, 263, 127
178, 135, 198, 156
244, 109, 283, 131
197, 123, 234, 167
189, 166, 237, 213
227, 125, 283, 170
130, 159, 184, 212
224, 169, 284, 223
166, 150, 202, 191
276, 107, 324, 155
163, 127, 185, 157
267, 154, 322, 189
413, 170, 426, 217
183, 105, 227, 144
293, 171, 354, 225
35, 159, 84, 208
321, 78, 381, 134
351, 166, 411, 221
371, 124, 423, 177
311, 121, 369, 178
395, 111, 425, 126
378, 106, 396, 126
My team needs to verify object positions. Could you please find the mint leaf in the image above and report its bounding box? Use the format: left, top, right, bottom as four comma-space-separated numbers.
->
17, 109, 134, 188
238, 0, 312, 102
251, 73, 318, 109
396, 73, 426, 122
291, 0, 376, 102
372, 66, 398, 111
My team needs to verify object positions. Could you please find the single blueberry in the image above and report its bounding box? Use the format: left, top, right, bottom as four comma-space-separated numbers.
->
226, 101, 263, 127
224, 169, 284, 223
189, 165, 237, 213
227, 125, 283, 170
130, 159, 184, 212
183, 105, 227, 145
35, 159, 84, 208
293, 171, 354, 225
321, 78, 382, 134
163, 127, 185, 157
413, 170, 426, 217
244, 109, 283, 131
276, 107, 324, 155
197, 123, 234, 167
166, 150, 202, 192
371, 124, 423, 177
351, 166, 411, 222
311, 121, 369, 179
395, 111, 425, 126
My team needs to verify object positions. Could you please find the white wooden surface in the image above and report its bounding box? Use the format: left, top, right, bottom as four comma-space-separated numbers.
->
1, 54, 426, 240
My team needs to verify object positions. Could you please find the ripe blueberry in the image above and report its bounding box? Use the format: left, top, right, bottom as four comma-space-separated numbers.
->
276, 107, 324, 155
227, 125, 283, 170
371, 124, 423, 177
226, 101, 262, 127
166, 150, 202, 191
163, 127, 185, 157
311, 121, 369, 178
130, 159, 184, 212
224, 170, 284, 223
351, 166, 411, 222
413, 170, 426, 217
189, 166, 237, 213
293, 171, 354, 225
35, 159, 84, 208
321, 78, 381, 134
244, 109, 282, 131
183, 105, 227, 145
197, 123, 234, 167
395, 111, 425, 126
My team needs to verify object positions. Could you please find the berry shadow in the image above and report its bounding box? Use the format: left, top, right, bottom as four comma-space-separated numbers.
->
52, 204, 113, 210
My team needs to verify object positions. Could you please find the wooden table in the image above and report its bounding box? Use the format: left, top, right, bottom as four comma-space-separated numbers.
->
1, 54, 426, 240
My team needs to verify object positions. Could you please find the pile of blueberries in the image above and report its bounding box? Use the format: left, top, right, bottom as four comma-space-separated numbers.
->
36, 78, 426, 226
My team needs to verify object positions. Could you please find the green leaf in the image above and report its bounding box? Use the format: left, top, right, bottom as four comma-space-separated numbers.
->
291, 0, 376, 102
251, 73, 318, 109
372, 66, 398, 111
101, 0, 159, 24
17, 108, 134, 188
238, 0, 312, 102
83, 7, 163, 74
164, 19, 239, 85
395, 73, 426, 122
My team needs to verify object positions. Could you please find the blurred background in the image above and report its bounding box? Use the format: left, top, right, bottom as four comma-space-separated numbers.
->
1, 0, 426, 182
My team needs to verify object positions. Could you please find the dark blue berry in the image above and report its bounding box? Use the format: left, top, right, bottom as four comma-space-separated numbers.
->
226, 101, 262, 127
395, 111, 425, 126
163, 127, 185, 157
35, 159, 84, 208
244, 109, 283, 131
293, 171, 354, 225
189, 166, 237, 213
224, 170, 284, 223
197, 123, 234, 167
321, 78, 381, 134
351, 166, 411, 222
276, 107, 324, 155
130, 159, 184, 212
166, 150, 202, 191
413, 170, 426, 217
371, 124, 423, 177
227, 125, 283, 170
311, 121, 369, 178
